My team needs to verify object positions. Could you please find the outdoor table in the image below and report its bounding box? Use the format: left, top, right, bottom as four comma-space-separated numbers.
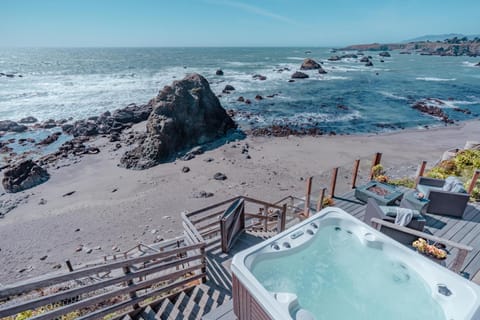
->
354, 181, 404, 205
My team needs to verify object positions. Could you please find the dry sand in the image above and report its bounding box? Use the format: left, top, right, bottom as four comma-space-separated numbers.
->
1, 120, 479, 285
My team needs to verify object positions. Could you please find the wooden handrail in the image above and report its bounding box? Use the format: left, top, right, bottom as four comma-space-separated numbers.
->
0, 242, 205, 299
370, 218, 472, 273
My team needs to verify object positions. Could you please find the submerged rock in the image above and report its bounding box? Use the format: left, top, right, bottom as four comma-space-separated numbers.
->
120, 73, 236, 169
328, 56, 341, 61
379, 51, 391, 57
215, 69, 224, 76
2, 160, 49, 193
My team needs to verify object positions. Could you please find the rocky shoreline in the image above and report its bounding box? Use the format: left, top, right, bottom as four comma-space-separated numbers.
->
342, 37, 480, 57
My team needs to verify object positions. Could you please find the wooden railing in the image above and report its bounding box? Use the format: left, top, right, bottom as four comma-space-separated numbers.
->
182, 196, 287, 251
0, 243, 206, 320
370, 218, 473, 274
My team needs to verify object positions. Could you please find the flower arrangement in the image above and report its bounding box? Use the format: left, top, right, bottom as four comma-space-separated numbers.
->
322, 196, 335, 207
412, 238, 447, 260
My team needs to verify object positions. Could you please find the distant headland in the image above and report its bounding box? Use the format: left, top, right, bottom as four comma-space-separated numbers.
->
342, 35, 480, 57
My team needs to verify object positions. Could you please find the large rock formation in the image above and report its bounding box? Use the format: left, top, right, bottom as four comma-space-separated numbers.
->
120, 73, 236, 169
2, 160, 50, 193
291, 71, 309, 79
300, 58, 321, 70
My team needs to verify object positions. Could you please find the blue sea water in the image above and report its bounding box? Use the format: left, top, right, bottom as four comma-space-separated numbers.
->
1, 47, 480, 135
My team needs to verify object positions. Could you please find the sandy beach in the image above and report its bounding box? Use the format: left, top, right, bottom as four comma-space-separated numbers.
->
1, 120, 479, 285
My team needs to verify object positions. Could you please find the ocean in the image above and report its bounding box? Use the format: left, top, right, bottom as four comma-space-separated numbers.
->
1, 47, 480, 135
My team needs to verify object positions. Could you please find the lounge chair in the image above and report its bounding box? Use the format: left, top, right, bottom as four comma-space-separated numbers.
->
364, 198, 426, 245
417, 177, 470, 218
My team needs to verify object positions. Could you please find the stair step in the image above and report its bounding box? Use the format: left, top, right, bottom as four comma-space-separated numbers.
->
166, 292, 188, 319
155, 298, 175, 320
121, 315, 133, 320
138, 305, 157, 320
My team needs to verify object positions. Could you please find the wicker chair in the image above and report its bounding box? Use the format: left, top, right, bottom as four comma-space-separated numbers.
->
417, 177, 470, 218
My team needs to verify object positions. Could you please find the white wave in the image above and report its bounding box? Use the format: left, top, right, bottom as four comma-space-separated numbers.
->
286, 57, 306, 61
378, 91, 408, 101
416, 77, 456, 82
462, 61, 479, 68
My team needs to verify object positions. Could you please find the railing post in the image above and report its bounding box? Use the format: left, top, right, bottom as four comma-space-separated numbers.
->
351, 159, 360, 189
468, 169, 480, 194
369, 152, 382, 180
330, 168, 339, 198
304, 177, 313, 217
263, 204, 268, 232
65, 260, 73, 272
123, 265, 140, 310
316, 187, 326, 212
415, 160, 427, 187
200, 245, 207, 283
280, 204, 287, 231
451, 249, 469, 274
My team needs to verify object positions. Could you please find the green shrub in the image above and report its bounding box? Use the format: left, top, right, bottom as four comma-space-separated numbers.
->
389, 177, 416, 189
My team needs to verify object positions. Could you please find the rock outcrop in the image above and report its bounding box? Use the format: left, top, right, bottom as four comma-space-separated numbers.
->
120, 73, 236, 169
300, 58, 321, 70
379, 51, 391, 57
19, 116, 38, 124
63, 104, 152, 137
0, 120, 28, 133
2, 160, 50, 193
291, 72, 309, 79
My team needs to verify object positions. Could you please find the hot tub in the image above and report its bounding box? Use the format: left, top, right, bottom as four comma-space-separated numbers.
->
231, 207, 480, 320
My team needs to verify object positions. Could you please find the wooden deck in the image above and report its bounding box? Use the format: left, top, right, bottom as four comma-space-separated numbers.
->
333, 189, 480, 278
202, 190, 480, 319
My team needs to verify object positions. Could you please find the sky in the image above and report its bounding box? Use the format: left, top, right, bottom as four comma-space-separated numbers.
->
1, 0, 479, 47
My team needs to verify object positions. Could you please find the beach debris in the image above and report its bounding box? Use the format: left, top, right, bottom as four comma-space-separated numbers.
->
204, 157, 214, 162
52, 264, 62, 270
151, 229, 157, 234
192, 190, 214, 198
2, 160, 49, 193
119, 73, 236, 169
85, 247, 93, 254
38, 198, 47, 205
62, 191, 76, 197
214, 172, 227, 180
215, 69, 224, 75
111, 188, 118, 193
182, 166, 190, 173
18, 116, 38, 124
75, 228, 80, 232
291, 71, 309, 79
112, 246, 120, 252
75, 246, 83, 252
40, 255, 48, 261
0, 120, 28, 133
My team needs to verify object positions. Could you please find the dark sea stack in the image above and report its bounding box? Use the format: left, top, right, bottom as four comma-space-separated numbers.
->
291, 71, 309, 79
223, 84, 235, 91
215, 69, 224, 76
0, 120, 28, 133
252, 74, 267, 80
359, 56, 370, 63
328, 56, 341, 61
412, 100, 454, 124
365, 61, 374, 67
379, 51, 391, 57
318, 68, 327, 74
300, 58, 321, 70
120, 73, 236, 170
2, 160, 50, 193
18, 116, 38, 124
237, 96, 245, 102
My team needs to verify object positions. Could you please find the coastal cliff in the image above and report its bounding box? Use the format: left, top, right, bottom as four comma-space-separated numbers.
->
343, 37, 480, 56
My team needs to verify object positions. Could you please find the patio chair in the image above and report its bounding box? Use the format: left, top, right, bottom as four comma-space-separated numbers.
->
364, 198, 426, 245
417, 177, 470, 218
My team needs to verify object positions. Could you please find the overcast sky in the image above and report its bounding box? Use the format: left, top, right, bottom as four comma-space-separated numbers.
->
1, 0, 479, 47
